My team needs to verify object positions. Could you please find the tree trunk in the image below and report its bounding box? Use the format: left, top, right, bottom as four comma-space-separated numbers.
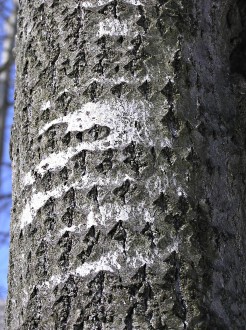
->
6, 0, 246, 329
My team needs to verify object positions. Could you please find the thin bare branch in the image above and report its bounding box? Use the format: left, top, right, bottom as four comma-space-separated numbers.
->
0, 194, 11, 199
0, 2, 17, 172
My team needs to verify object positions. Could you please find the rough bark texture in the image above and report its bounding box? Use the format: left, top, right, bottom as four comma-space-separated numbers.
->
0, 300, 5, 329
7, 0, 246, 329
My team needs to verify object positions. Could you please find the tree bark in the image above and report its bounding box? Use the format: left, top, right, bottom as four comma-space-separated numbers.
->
7, 0, 246, 329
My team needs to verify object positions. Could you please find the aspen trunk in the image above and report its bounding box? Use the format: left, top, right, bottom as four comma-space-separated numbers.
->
7, 0, 246, 329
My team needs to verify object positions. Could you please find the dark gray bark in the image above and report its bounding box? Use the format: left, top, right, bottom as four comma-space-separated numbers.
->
7, 0, 246, 329
0, 300, 5, 329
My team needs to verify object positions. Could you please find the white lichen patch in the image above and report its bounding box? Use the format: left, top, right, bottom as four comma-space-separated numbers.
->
175, 183, 187, 198
82, 75, 151, 92
145, 175, 169, 198
127, 250, 156, 269
91, 203, 130, 226
117, 205, 131, 221
76, 172, 135, 195
87, 199, 155, 228
75, 252, 121, 277
87, 189, 156, 224
23, 172, 35, 187
21, 170, 139, 228
143, 207, 155, 223
20, 204, 32, 228
39, 100, 147, 137
82, 0, 142, 8
166, 239, 180, 254
36, 147, 78, 176
34, 99, 159, 176
98, 18, 129, 37
20, 184, 77, 228
40, 274, 63, 289
38, 101, 102, 136
82, 0, 112, 7
38, 253, 121, 290
38, 247, 170, 294
125, 0, 142, 4
22, 289, 29, 308
59, 225, 78, 235
40, 100, 51, 111
87, 209, 99, 228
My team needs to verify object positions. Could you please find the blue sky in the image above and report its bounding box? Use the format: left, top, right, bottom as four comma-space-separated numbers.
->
0, 86, 13, 299
0, 0, 15, 298
0, 133, 12, 298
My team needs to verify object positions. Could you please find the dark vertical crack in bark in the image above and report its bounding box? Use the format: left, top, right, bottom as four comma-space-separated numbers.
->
229, 0, 246, 78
